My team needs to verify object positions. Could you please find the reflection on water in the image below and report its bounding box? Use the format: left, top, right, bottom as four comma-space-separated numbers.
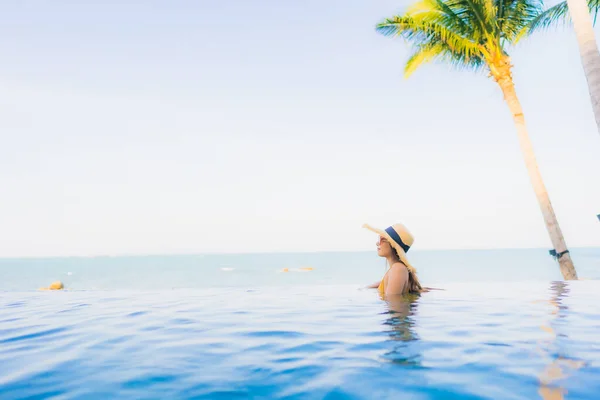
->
2, 284, 599, 399
538, 281, 587, 400
380, 294, 421, 365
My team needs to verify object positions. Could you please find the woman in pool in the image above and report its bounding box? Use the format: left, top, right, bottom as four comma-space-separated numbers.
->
363, 223, 423, 296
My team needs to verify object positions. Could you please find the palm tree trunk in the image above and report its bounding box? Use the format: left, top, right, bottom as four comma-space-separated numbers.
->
492, 61, 578, 280
566, 0, 600, 136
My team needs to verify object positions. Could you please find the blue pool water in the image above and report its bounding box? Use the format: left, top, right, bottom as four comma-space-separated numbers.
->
1, 248, 599, 399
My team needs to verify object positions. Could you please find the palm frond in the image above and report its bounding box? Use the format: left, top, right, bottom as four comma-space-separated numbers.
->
377, 0, 547, 77
462, 0, 493, 34
483, 0, 499, 27
593, 0, 600, 24
432, 0, 470, 31
501, 0, 545, 42
404, 41, 486, 76
377, 15, 484, 59
404, 44, 446, 77
527, 0, 600, 36
527, 1, 569, 34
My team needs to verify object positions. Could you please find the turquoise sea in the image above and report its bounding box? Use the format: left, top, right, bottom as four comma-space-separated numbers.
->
1, 248, 599, 399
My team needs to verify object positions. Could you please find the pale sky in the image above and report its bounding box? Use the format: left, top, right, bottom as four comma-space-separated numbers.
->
1, 0, 599, 257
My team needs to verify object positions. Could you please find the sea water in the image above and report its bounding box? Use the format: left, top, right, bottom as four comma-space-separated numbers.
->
1, 248, 599, 399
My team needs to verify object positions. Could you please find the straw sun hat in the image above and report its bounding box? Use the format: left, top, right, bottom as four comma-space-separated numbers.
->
363, 223, 422, 289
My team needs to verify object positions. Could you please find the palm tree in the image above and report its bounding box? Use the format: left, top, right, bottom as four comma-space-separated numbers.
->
376, 0, 578, 280
528, 0, 600, 138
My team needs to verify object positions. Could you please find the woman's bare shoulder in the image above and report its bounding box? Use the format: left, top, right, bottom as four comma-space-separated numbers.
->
390, 262, 409, 272
389, 262, 409, 278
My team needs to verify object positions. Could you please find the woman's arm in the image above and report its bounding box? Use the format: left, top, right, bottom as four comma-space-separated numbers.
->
366, 281, 380, 289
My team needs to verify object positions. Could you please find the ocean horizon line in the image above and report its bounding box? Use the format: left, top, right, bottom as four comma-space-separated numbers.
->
1, 245, 599, 260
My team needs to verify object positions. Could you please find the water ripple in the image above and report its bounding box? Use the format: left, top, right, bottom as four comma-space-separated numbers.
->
0, 282, 599, 399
